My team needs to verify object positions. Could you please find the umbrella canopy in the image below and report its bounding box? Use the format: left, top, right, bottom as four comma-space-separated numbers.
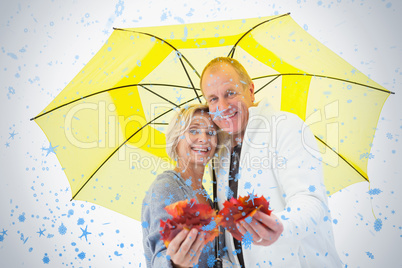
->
32, 13, 393, 221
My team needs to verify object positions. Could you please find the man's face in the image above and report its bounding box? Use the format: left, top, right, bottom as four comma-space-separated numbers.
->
201, 64, 255, 139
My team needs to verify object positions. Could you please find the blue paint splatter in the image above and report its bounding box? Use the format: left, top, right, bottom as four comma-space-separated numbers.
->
141, 221, 149, 228
78, 252, 86, 260
367, 188, 382, 195
242, 231, 253, 249
7, 53, 17, 59
114, 251, 122, 256
18, 213, 26, 222
185, 178, 192, 186
308, 185, 316, 192
77, 218, 85, 225
136, 60, 141, 67
175, 17, 185, 24
0, 235, 4, 242
42, 253, 50, 264
201, 221, 216, 231
59, 223, 67, 235
374, 218, 382, 231
366, 251, 374, 259
79, 225, 92, 241
207, 254, 216, 267
182, 26, 188, 42
244, 182, 251, 189
360, 152, 374, 160
68, 209, 74, 217
115, 0, 124, 17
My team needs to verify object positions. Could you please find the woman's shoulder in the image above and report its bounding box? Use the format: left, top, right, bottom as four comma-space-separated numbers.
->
146, 170, 184, 197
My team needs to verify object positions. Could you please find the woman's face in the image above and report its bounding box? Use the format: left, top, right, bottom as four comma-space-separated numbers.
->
175, 110, 218, 169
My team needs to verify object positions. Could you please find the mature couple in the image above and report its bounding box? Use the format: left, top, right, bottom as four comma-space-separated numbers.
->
142, 57, 342, 267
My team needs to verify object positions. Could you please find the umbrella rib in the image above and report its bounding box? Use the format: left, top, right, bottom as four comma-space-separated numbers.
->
254, 75, 281, 94
177, 56, 202, 103
315, 136, 369, 182
227, 12, 291, 58
113, 27, 201, 78
30, 83, 199, 120
138, 84, 180, 108
253, 73, 395, 94
70, 97, 198, 201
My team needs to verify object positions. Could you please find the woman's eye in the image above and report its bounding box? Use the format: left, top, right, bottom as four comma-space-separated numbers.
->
208, 130, 217, 136
228, 91, 236, 96
189, 130, 197, 135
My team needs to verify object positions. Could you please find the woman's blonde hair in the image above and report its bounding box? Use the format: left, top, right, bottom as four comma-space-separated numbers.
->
165, 103, 225, 161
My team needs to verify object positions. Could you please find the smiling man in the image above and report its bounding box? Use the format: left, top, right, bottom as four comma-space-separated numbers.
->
201, 57, 342, 267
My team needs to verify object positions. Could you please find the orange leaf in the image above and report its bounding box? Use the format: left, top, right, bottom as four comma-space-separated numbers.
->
160, 199, 219, 248
217, 194, 271, 241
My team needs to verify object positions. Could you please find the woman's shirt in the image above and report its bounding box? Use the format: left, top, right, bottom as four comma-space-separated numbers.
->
141, 170, 215, 268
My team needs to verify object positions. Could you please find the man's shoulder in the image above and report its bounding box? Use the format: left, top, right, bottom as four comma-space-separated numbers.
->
252, 101, 304, 127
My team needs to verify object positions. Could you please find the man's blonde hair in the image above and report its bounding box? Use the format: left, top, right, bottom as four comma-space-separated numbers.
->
200, 57, 253, 94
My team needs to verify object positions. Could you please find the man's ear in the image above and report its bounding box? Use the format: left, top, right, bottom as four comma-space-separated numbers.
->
249, 82, 255, 103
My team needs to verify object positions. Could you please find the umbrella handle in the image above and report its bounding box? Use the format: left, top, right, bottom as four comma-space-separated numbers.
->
212, 161, 222, 268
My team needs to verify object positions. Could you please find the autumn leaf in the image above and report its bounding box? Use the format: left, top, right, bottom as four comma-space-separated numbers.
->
160, 199, 220, 248
217, 194, 271, 241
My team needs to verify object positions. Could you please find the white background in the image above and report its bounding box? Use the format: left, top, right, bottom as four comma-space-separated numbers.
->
1, 0, 401, 267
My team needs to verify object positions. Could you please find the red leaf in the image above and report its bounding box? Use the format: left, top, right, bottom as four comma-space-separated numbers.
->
217, 195, 271, 241
160, 199, 220, 248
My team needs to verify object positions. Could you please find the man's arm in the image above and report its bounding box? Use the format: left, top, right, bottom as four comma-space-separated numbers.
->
237, 112, 328, 245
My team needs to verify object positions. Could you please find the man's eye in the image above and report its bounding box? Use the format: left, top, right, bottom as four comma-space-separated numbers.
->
208, 130, 217, 136
228, 91, 236, 96
209, 97, 217, 102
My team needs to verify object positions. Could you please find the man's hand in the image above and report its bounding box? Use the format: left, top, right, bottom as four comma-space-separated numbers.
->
236, 211, 283, 246
167, 228, 206, 268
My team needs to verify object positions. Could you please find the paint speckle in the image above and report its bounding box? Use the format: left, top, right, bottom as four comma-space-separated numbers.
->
368, 188, 382, 195
115, 0, 124, 16
42, 253, 50, 264
18, 213, 26, 222
374, 218, 382, 232
78, 252, 86, 260
58, 223, 67, 235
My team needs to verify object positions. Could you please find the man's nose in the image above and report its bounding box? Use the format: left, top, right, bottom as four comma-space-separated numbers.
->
217, 98, 230, 111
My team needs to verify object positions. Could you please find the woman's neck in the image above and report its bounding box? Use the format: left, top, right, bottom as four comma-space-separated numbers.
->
174, 163, 207, 203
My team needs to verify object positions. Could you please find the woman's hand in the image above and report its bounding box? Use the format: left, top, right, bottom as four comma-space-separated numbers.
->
167, 228, 206, 268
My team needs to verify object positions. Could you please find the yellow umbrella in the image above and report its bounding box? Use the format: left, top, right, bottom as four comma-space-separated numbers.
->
31, 13, 393, 221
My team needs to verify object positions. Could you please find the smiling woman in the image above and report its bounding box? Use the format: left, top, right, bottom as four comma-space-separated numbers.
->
141, 104, 228, 268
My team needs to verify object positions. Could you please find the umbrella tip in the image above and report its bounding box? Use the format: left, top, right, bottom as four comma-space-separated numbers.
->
29, 117, 35, 121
